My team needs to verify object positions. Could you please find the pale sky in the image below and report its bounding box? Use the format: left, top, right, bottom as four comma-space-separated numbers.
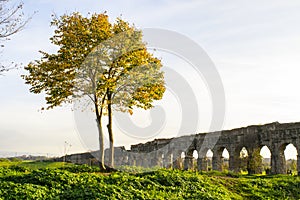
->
0, 0, 300, 159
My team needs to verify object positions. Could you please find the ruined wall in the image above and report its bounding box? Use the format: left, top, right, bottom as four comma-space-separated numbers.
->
64, 121, 300, 174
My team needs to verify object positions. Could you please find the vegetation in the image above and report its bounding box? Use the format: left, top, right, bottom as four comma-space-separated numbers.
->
0, 162, 299, 199
237, 148, 263, 174
247, 148, 263, 174
0, 160, 72, 168
287, 159, 297, 174
22, 12, 165, 169
0, 0, 30, 73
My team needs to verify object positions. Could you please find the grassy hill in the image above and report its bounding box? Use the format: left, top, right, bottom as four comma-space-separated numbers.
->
0, 161, 299, 199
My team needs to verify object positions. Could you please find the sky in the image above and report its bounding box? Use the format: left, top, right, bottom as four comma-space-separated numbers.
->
0, 0, 300, 159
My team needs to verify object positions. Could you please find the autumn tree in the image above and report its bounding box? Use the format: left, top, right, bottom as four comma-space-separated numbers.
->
0, 0, 29, 73
100, 20, 165, 167
23, 12, 165, 169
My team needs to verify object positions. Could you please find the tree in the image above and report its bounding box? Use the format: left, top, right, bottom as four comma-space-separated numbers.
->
23, 12, 165, 169
287, 159, 297, 174
291, 159, 297, 172
0, 0, 29, 74
247, 148, 263, 174
100, 20, 165, 167
23, 12, 112, 170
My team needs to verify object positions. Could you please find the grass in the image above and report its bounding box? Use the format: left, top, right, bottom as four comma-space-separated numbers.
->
0, 161, 299, 199
0, 160, 73, 169
19, 161, 73, 169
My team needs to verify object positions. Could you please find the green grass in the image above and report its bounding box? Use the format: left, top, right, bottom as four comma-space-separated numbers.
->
19, 161, 73, 169
0, 160, 73, 169
0, 163, 299, 199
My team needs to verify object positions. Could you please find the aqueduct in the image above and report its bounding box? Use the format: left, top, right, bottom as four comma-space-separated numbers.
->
65, 121, 300, 174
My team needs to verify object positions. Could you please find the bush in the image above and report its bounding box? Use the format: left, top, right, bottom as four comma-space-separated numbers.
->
59, 164, 101, 173
9, 157, 22, 162
0, 158, 10, 162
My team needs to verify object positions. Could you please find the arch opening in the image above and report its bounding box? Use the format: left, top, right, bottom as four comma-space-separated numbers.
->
181, 151, 185, 159
179, 151, 185, 169
212, 147, 229, 172
284, 143, 298, 175
260, 145, 271, 175
222, 148, 229, 171
193, 150, 198, 159
206, 149, 213, 171
238, 147, 249, 173
192, 150, 198, 170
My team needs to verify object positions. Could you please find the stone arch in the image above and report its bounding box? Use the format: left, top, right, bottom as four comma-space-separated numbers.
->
184, 148, 195, 170
235, 146, 249, 173
237, 146, 264, 174
212, 146, 230, 171
195, 148, 212, 171
271, 142, 298, 174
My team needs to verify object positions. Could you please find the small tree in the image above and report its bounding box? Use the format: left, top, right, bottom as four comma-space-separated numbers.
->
23, 12, 165, 169
101, 20, 165, 167
287, 159, 297, 174
23, 12, 112, 170
247, 148, 263, 174
0, 0, 29, 73
291, 159, 297, 172
222, 158, 229, 172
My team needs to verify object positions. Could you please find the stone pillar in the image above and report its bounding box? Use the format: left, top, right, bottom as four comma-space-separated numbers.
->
247, 149, 254, 175
141, 154, 149, 168
212, 155, 222, 171
197, 157, 208, 171
128, 153, 136, 166
149, 152, 159, 167
163, 152, 172, 168
271, 152, 277, 174
123, 155, 129, 166
171, 151, 181, 169
184, 156, 193, 170
157, 152, 163, 167
278, 150, 286, 174
149, 151, 163, 167
229, 155, 238, 172
271, 147, 286, 174
135, 154, 143, 167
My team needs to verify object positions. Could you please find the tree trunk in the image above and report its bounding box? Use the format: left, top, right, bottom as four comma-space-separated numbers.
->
95, 101, 106, 170
107, 92, 114, 168
96, 116, 106, 170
